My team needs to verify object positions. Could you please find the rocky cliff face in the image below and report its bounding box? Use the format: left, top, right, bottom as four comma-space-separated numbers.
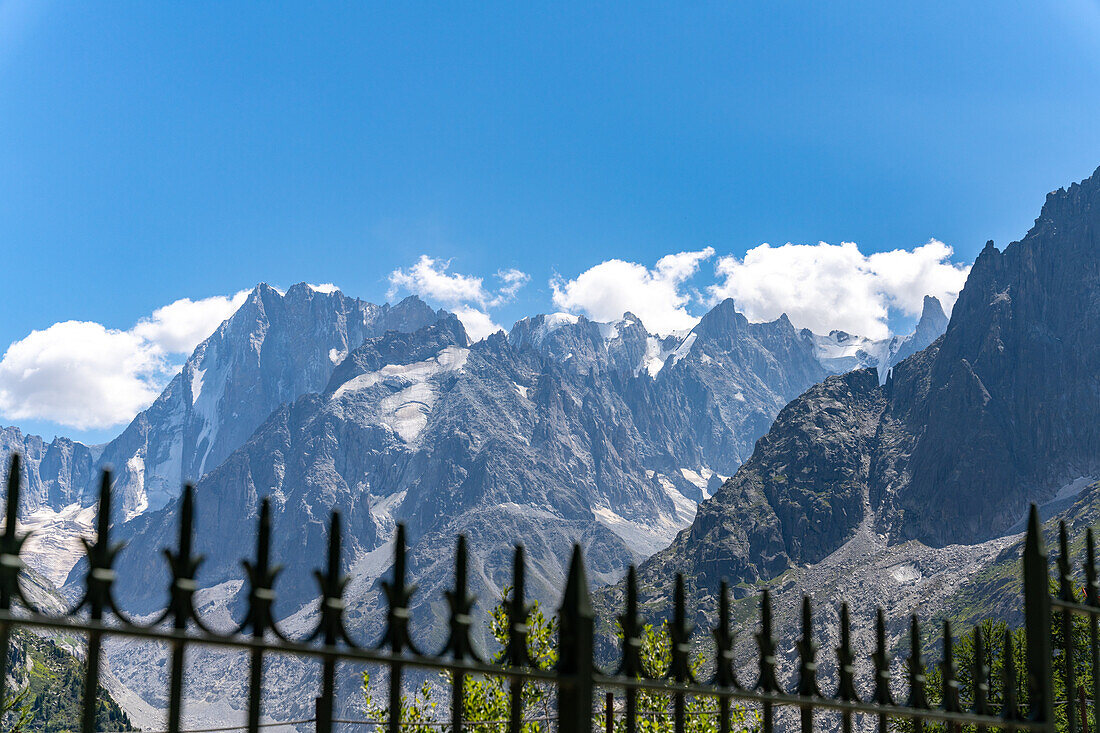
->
627, 164, 1100, 612
94, 284, 441, 519
0, 427, 96, 515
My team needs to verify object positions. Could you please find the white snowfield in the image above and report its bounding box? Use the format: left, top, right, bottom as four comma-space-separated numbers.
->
332, 346, 470, 442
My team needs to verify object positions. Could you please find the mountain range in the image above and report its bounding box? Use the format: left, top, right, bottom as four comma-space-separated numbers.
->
1, 259, 949, 725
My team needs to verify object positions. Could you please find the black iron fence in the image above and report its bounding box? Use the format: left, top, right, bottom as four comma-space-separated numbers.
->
0, 453, 1092, 732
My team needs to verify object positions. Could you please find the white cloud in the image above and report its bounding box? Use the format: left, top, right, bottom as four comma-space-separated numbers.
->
307, 283, 340, 294
551, 248, 714, 335
0, 321, 168, 430
132, 290, 250, 354
452, 306, 503, 342
709, 239, 969, 340
0, 290, 250, 430
387, 256, 527, 340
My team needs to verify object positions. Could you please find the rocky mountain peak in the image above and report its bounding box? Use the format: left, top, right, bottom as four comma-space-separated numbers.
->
692, 298, 749, 340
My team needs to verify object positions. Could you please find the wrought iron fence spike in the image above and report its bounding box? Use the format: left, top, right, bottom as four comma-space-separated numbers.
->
0, 453, 23, 723
797, 595, 820, 698
380, 522, 417, 654
619, 565, 642, 678
82, 468, 116, 733
442, 534, 478, 662
714, 579, 738, 689
557, 544, 594, 732
907, 613, 928, 709
670, 573, 694, 683
3, 453, 19, 545
1023, 502, 1053, 725
872, 607, 893, 706
1057, 519, 1079, 733
756, 589, 779, 693
942, 619, 960, 713
505, 544, 531, 668
971, 624, 989, 716
164, 484, 203, 628
0, 454, 26, 609
1059, 520, 1075, 602
836, 602, 858, 703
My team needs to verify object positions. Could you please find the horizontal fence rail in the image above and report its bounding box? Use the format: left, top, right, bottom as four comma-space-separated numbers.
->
0, 454, 1090, 731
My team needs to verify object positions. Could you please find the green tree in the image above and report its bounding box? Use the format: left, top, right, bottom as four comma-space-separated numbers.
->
897, 582, 1094, 732
364, 589, 758, 731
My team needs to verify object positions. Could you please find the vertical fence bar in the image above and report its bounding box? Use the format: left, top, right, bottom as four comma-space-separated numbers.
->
1061, 522, 1079, 733
82, 470, 117, 733
381, 524, 416, 733
972, 625, 990, 733
797, 596, 820, 733
836, 602, 858, 733
756, 590, 778, 733
670, 575, 694, 733
506, 545, 529, 733
165, 486, 200, 733
872, 608, 893, 733
444, 535, 476, 733
0, 456, 24, 725
620, 566, 642, 733
714, 581, 737, 733
1086, 528, 1100, 733
605, 691, 614, 733
314, 512, 345, 733
243, 499, 279, 733
907, 614, 928, 733
558, 545, 594, 733
1024, 504, 1054, 729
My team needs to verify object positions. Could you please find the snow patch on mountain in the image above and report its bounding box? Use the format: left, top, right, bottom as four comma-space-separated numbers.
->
19, 502, 98, 585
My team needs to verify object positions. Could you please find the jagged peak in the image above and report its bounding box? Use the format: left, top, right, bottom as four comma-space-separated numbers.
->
916, 295, 948, 330
694, 298, 748, 338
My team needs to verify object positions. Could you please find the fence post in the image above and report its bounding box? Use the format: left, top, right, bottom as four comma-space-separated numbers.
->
558, 545, 594, 732
1023, 504, 1054, 729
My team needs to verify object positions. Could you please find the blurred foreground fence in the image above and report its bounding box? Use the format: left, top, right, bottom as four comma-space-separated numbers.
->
0, 454, 1094, 732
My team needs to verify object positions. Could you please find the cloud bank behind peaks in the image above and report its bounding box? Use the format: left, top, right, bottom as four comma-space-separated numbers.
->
0, 290, 249, 430
708, 239, 970, 340
551, 247, 715, 335
387, 255, 530, 341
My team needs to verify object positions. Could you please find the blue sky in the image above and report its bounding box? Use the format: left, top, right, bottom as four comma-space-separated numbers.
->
2, 0, 1100, 443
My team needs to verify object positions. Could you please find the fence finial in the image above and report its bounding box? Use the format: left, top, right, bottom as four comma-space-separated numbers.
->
757, 589, 779, 692
313, 511, 347, 645
505, 544, 531, 668
907, 614, 928, 709
942, 619, 960, 713
836, 602, 859, 702
557, 544, 594, 733
380, 523, 417, 654
620, 565, 642, 678
0, 454, 27, 610
1023, 503, 1053, 726
797, 596, 820, 698
971, 625, 989, 716
165, 485, 203, 627
714, 580, 738, 689
242, 497, 281, 638
82, 469, 123, 616
670, 574, 695, 683
443, 534, 478, 662
872, 608, 893, 706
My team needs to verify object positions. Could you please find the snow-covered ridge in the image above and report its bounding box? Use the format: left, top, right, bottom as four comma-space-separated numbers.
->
333, 346, 470, 442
